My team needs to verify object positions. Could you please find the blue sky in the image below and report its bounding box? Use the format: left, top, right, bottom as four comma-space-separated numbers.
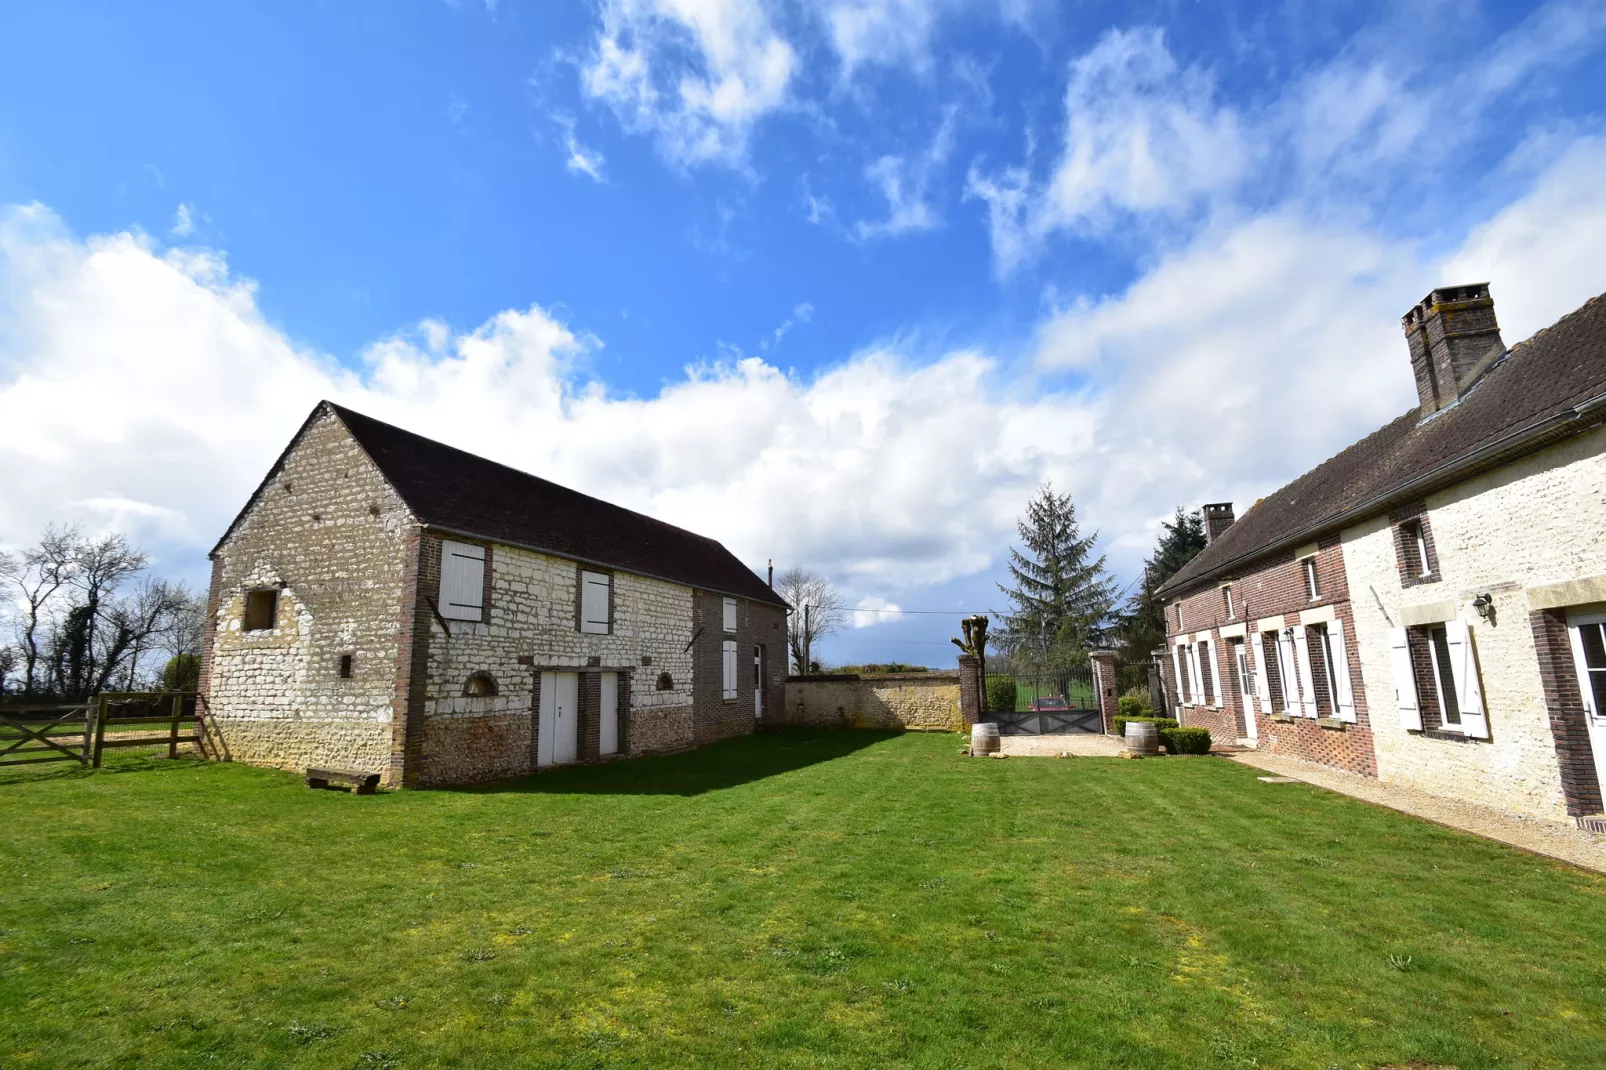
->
2, 0, 1604, 667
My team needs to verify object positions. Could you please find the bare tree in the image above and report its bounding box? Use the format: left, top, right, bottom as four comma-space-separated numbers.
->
7, 525, 78, 696
113, 578, 195, 691
776, 567, 845, 674
49, 532, 149, 699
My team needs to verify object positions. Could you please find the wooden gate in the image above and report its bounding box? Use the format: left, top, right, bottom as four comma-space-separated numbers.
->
0, 693, 199, 769
0, 703, 93, 768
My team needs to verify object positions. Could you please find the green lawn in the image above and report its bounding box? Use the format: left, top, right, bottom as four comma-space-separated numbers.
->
2, 732, 1604, 1069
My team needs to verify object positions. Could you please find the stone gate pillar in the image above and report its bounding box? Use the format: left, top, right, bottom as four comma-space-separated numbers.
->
958, 654, 982, 729
1088, 650, 1119, 735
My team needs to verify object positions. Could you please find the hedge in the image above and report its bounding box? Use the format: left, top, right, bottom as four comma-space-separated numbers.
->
985, 677, 1017, 714
1116, 694, 1151, 720
1160, 726, 1212, 755
1111, 715, 1178, 739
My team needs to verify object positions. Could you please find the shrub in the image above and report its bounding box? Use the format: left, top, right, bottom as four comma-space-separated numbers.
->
1116, 694, 1151, 720
1111, 715, 1177, 739
985, 677, 1018, 713
1160, 726, 1212, 755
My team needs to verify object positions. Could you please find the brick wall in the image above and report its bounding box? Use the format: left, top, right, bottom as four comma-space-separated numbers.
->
1166, 533, 1378, 775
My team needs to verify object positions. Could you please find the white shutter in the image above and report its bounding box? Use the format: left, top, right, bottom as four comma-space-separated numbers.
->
439, 540, 485, 621
1171, 645, 1186, 711
1388, 627, 1422, 731
723, 598, 738, 633
1187, 644, 1203, 704
722, 639, 738, 699
1568, 625, 1599, 721
1330, 620, 1357, 723
1250, 632, 1270, 714
1445, 620, 1489, 739
1292, 626, 1318, 718
580, 571, 611, 634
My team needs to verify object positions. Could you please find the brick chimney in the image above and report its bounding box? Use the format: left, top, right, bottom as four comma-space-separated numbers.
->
1202, 502, 1235, 544
1402, 284, 1506, 416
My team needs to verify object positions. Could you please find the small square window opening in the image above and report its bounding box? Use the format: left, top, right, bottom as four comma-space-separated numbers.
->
244, 589, 278, 632
338, 654, 353, 679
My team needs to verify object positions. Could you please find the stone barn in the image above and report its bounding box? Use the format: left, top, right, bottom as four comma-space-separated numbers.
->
199, 401, 790, 788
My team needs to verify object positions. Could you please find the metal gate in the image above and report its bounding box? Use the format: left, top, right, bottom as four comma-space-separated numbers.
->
984, 668, 1101, 735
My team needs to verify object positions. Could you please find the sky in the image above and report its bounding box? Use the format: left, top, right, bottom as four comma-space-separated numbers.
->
1, 0, 1604, 669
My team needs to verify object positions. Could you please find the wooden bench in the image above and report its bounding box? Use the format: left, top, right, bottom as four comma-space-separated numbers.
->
305, 767, 381, 795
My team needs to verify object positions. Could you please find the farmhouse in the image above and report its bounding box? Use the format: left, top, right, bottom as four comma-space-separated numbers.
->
198, 401, 789, 788
1158, 284, 1606, 826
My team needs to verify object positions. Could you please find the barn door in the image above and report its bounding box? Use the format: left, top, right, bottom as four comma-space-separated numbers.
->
599, 672, 619, 757
538, 672, 579, 766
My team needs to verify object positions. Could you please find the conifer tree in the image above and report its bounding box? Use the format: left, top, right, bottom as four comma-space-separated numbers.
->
995, 483, 1118, 667
1115, 507, 1208, 664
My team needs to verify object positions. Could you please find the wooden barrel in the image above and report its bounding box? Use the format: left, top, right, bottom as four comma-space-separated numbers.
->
970, 722, 1001, 756
1124, 721, 1160, 756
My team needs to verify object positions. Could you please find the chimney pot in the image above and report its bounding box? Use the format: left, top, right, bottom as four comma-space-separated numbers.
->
1203, 502, 1235, 544
1402, 283, 1505, 416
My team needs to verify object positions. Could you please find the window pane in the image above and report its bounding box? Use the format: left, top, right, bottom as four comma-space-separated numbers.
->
1581, 623, 1606, 669
1430, 626, 1461, 725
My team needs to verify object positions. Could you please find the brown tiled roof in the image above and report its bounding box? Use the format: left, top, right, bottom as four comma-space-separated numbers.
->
1159, 292, 1606, 597
329, 402, 789, 607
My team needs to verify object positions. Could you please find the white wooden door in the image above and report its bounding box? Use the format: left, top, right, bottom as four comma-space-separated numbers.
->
538, 672, 579, 766
599, 672, 619, 757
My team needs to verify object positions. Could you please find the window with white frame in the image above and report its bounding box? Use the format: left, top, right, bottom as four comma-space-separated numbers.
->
1185, 643, 1204, 705
722, 639, 738, 700
1171, 644, 1188, 706
1223, 586, 1235, 620
439, 540, 486, 621
1198, 639, 1215, 706
1568, 613, 1606, 727
1387, 621, 1487, 737
1302, 557, 1320, 601
1276, 628, 1303, 714
1233, 638, 1252, 703
1260, 632, 1284, 713
722, 597, 737, 633
579, 570, 612, 634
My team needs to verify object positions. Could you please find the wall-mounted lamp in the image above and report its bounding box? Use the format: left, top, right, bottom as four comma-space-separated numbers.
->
1471, 593, 1494, 621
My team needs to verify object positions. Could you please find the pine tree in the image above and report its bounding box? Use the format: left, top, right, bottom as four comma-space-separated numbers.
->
996, 483, 1118, 667
1115, 507, 1208, 664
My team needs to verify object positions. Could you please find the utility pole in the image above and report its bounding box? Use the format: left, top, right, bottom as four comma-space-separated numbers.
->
802, 603, 811, 675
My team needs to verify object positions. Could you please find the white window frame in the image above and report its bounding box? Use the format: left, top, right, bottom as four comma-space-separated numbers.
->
1567, 610, 1606, 728
1249, 631, 1271, 715
439, 540, 486, 622
1274, 628, 1302, 716
722, 639, 738, 700
1171, 643, 1187, 710
1186, 643, 1204, 705
722, 597, 737, 633
1328, 619, 1357, 723
1291, 624, 1318, 718
1410, 521, 1433, 578
1302, 557, 1320, 602
1223, 586, 1235, 620
579, 570, 612, 635
1441, 619, 1489, 739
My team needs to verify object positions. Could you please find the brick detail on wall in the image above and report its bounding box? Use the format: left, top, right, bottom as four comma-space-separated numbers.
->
578, 670, 601, 762
392, 529, 434, 787
1529, 608, 1605, 817
195, 557, 226, 757
1388, 501, 1442, 588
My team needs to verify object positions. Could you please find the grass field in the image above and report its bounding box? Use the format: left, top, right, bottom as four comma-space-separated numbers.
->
3, 731, 1605, 1068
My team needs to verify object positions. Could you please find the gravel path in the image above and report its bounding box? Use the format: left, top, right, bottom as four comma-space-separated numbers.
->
1229, 750, 1606, 875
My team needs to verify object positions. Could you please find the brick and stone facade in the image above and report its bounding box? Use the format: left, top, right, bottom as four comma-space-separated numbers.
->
1158, 285, 1606, 824
203, 403, 789, 788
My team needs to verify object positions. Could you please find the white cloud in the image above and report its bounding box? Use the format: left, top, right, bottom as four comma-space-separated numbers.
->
4, 137, 1603, 601
823, 0, 949, 78
967, 27, 1248, 273
852, 595, 902, 628
170, 203, 197, 238
852, 108, 955, 241
580, 0, 797, 167
553, 114, 607, 181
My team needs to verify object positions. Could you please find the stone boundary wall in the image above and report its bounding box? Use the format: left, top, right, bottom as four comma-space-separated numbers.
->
783, 672, 962, 732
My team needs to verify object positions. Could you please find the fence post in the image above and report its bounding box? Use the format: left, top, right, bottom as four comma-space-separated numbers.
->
92, 694, 107, 768
169, 692, 183, 759
1088, 651, 1119, 735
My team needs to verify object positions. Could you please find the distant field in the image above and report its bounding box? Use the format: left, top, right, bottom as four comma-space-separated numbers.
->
3, 732, 1604, 1068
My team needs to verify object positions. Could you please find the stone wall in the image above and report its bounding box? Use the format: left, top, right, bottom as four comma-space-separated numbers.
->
417, 536, 700, 784
783, 673, 962, 731
205, 410, 413, 779
1340, 424, 1606, 821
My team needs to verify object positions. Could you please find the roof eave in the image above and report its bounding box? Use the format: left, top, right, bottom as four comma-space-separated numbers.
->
1156, 393, 1606, 600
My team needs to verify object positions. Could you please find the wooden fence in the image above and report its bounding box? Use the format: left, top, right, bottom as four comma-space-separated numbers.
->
0, 692, 199, 769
